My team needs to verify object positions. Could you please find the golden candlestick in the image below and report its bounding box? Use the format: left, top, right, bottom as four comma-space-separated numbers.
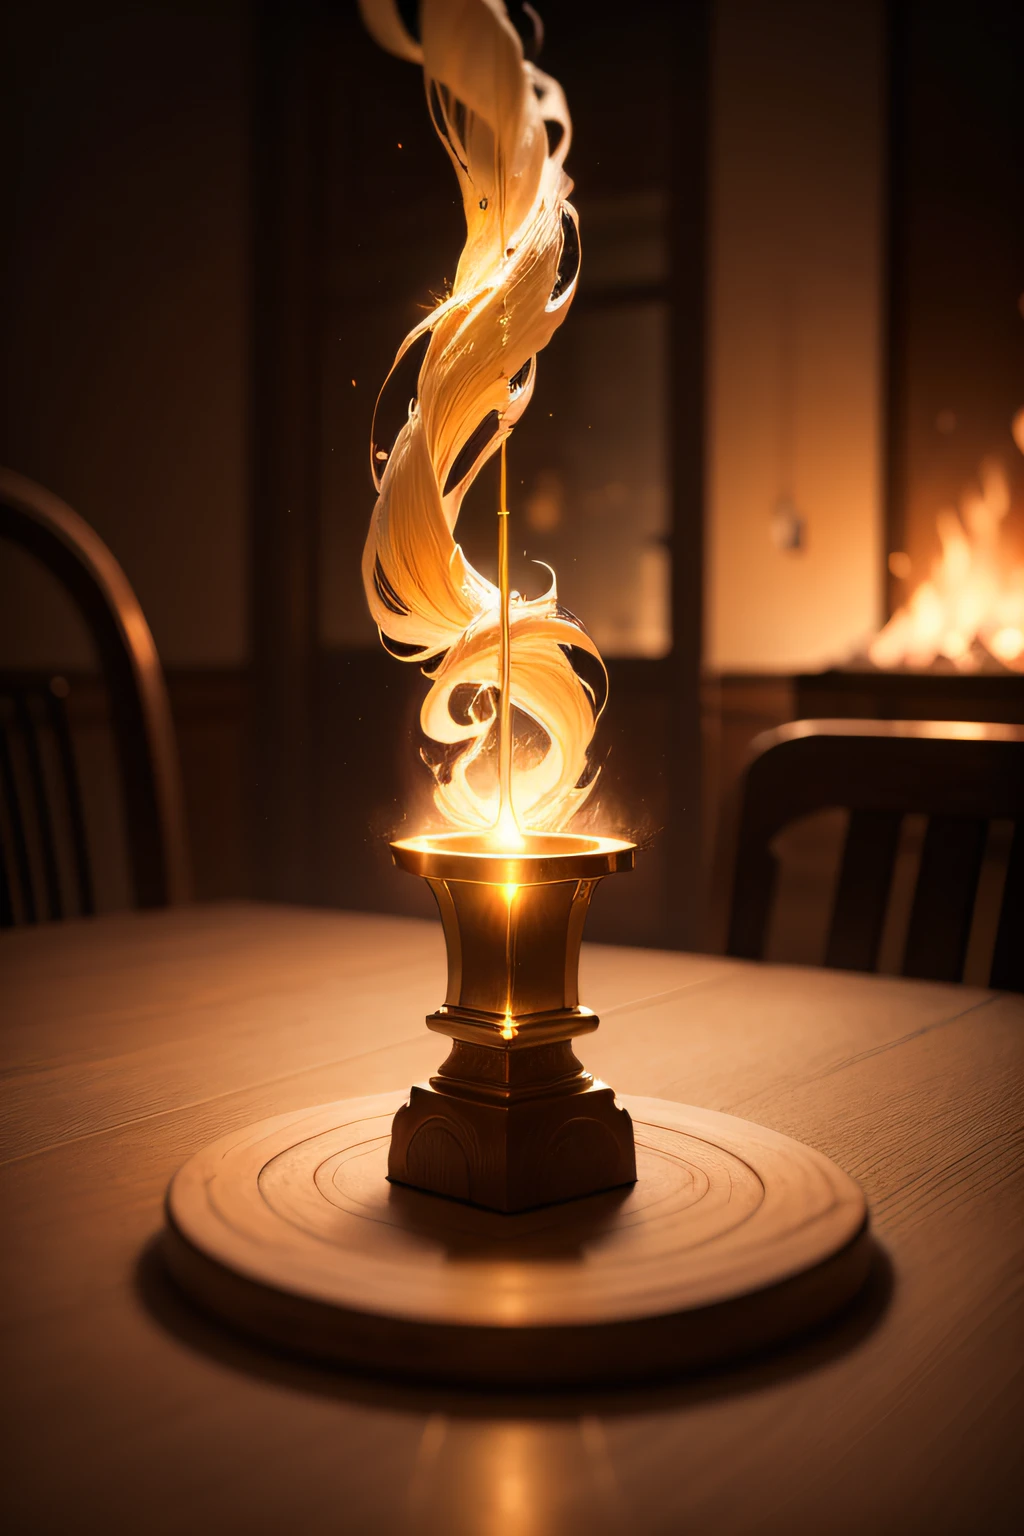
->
387, 830, 637, 1211
385, 446, 637, 1213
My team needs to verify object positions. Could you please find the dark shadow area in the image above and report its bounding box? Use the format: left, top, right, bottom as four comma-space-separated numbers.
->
136, 1230, 894, 1419
383, 1178, 636, 1262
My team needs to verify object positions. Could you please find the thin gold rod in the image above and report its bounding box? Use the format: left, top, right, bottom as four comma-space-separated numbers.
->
497, 438, 514, 831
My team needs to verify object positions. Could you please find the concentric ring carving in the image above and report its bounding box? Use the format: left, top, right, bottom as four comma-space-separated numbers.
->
167, 1091, 868, 1366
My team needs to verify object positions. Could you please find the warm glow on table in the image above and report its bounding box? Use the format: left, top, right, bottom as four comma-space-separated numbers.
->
2, 903, 1021, 1530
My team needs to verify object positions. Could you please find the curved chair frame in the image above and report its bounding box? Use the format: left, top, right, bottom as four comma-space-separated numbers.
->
0, 467, 190, 910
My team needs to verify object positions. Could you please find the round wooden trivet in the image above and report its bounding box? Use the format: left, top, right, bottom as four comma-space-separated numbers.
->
164, 1092, 870, 1386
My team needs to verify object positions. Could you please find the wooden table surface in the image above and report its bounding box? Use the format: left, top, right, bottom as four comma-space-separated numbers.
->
2, 903, 1021, 1535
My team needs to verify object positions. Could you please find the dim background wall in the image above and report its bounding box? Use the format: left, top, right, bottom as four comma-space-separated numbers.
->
0, 0, 249, 670
0, 0, 887, 933
707, 0, 886, 673
0, 0, 251, 900
4, 0, 1013, 957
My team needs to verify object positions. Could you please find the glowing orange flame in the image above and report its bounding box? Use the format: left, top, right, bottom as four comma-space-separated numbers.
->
870, 458, 1024, 672
359, 0, 605, 836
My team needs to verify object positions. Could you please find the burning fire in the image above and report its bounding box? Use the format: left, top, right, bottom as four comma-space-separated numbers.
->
870, 458, 1024, 673
359, 0, 605, 835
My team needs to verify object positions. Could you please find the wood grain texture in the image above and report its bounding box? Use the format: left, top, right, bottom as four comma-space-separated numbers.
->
1, 903, 1022, 1534
165, 1092, 868, 1383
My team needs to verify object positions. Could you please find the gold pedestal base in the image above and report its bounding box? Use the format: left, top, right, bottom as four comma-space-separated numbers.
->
389, 831, 637, 1213
388, 1039, 636, 1212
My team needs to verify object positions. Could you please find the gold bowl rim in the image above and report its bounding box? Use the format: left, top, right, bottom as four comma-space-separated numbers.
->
390, 830, 636, 885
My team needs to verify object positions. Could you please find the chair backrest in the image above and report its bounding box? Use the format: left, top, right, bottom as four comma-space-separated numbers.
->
0, 467, 189, 924
726, 719, 1023, 990
0, 674, 94, 923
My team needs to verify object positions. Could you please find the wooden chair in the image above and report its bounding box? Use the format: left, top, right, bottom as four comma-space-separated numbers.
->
0, 467, 189, 925
726, 719, 1023, 990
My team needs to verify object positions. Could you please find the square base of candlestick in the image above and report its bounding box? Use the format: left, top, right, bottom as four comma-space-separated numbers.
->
387, 1076, 637, 1213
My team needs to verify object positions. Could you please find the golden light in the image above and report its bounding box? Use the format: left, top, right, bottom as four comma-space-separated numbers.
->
870, 457, 1024, 672
359, 0, 603, 840
990, 625, 1024, 663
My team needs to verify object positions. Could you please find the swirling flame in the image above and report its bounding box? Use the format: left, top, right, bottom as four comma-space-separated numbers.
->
360, 0, 605, 832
